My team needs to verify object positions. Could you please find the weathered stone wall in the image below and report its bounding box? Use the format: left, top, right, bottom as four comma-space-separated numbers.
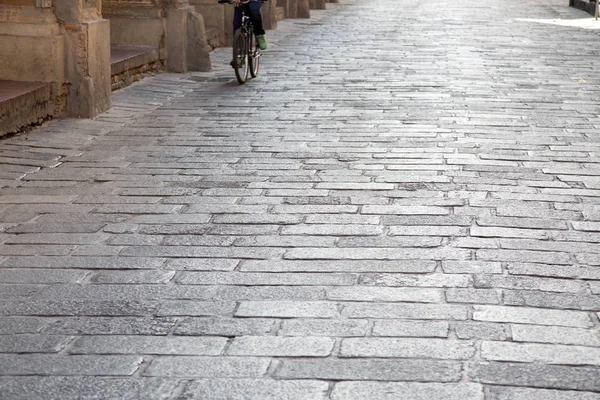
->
103, 0, 212, 73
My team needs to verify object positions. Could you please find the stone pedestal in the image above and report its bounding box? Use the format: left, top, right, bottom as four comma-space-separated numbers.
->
189, 0, 227, 46
261, 0, 278, 30
297, 0, 310, 18
54, 0, 111, 117
309, 0, 325, 9
0, 4, 65, 91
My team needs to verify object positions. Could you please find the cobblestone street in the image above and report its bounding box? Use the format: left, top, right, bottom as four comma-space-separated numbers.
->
1, 0, 600, 398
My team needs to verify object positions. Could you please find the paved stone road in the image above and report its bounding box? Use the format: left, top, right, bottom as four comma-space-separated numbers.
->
1, 0, 600, 398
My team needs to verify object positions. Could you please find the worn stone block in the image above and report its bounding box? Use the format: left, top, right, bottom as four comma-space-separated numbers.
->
276, 359, 462, 382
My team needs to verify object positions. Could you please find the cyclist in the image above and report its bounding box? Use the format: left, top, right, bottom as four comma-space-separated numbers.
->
232, 0, 267, 51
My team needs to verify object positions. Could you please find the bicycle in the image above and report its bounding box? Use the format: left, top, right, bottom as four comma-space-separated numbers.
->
218, 0, 263, 84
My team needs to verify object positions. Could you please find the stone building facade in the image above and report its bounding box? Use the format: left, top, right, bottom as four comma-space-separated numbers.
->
0, 0, 337, 136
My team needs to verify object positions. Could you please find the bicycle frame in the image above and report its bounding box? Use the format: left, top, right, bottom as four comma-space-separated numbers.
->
219, 0, 262, 84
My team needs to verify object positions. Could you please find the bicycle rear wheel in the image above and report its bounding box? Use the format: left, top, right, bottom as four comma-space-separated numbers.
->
249, 35, 260, 78
233, 29, 249, 84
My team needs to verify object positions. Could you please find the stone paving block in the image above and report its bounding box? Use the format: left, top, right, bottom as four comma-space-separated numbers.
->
0, 334, 71, 353
0, 245, 75, 256
389, 226, 468, 236
91, 270, 175, 284
372, 320, 449, 338
469, 362, 600, 392
0, 268, 88, 284
445, 288, 499, 304
179, 379, 329, 400
43, 317, 176, 335
362, 205, 450, 215
511, 324, 600, 347
476, 249, 571, 264
157, 301, 236, 317
271, 205, 359, 214
281, 224, 384, 236
504, 290, 600, 311
137, 222, 210, 235
233, 235, 337, 247
361, 273, 471, 288
177, 271, 357, 286
506, 262, 600, 280
216, 286, 324, 301
143, 356, 270, 378
331, 382, 484, 400
343, 303, 468, 320
174, 317, 277, 337
455, 321, 508, 341
470, 226, 551, 240
130, 215, 211, 225
476, 217, 569, 230
0, 300, 158, 317
279, 319, 369, 337
120, 246, 284, 259
327, 287, 442, 303
0, 317, 54, 334
481, 341, 600, 365
382, 215, 473, 226
184, 204, 269, 214
473, 305, 593, 327
0, 256, 167, 270
337, 236, 443, 248
0, 354, 142, 375
285, 247, 470, 260
0, 195, 77, 204
5, 233, 106, 245
0, 284, 45, 298
276, 359, 462, 382
166, 258, 239, 271
441, 261, 503, 274
474, 274, 585, 293
212, 214, 304, 225
208, 224, 281, 235
0, 377, 180, 400
305, 214, 381, 224
70, 335, 227, 355
236, 301, 337, 318
6, 223, 106, 234
33, 284, 216, 301
240, 260, 437, 273
486, 386, 600, 400
340, 338, 475, 359
227, 336, 335, 356
163, 235, 236, 246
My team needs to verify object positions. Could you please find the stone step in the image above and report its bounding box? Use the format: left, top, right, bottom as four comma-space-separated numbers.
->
110, 46, 162, 91
570, 0, 597, 15
0, 80, 54, 137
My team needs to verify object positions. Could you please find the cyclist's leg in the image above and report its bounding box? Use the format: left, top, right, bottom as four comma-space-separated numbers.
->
231, 6, 243, 66
248, 1, 266, 50
233, 6, 243, 35
247, 1, 265, 36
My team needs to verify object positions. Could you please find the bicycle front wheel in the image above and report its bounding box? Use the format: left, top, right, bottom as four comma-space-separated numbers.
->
233, 29, 249, 84
249, 35, 260, 78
